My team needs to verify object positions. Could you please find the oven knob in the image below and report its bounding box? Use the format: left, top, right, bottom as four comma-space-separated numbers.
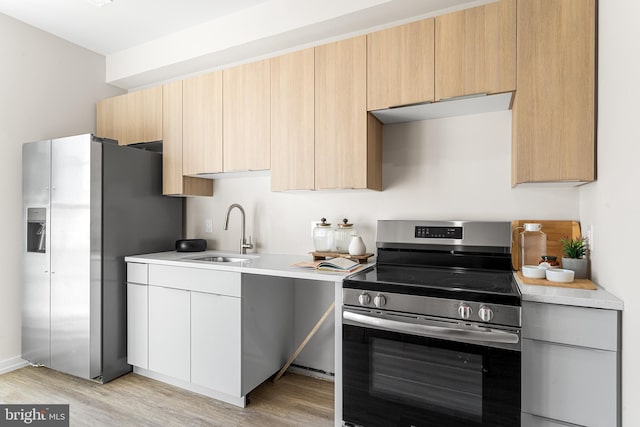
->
458, 303, 472, 320
478, 305, 494, 322
358, 293, 371, 306
374, 294, 387, 308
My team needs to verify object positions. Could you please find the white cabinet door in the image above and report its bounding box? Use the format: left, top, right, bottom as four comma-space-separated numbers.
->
127, 283, 148, 368
148, 286, 190, 382
191, 291, 241, 396
522, 338, 617, 427
522, 301, 620, 427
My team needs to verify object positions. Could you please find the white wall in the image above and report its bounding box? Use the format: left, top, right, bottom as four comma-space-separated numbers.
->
186, 110, 581, 370
579, 1, 640, 425
0, 13, 124, 366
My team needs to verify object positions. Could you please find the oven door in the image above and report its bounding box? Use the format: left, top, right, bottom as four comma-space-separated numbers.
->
342, 308, 521, 427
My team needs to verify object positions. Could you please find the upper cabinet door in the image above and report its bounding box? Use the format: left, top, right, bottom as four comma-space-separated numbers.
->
95, 86, 162, 145
183, 71, 223, 175
316, 36, 381, 190
141, 86, 163, 143
270, 48, 315, 191
223, 59, 271, 172
512, 0, 596, 185
367, 18, 435, 111
162, 81, 185, 196
435, 0, 516, 101
162, 81, 213, 197
96, 96, 116, 141
96, 95, 126, 144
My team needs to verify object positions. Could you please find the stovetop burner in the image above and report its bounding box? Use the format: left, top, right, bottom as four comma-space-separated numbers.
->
343, 220, 521, 307
344, 264, 520, 306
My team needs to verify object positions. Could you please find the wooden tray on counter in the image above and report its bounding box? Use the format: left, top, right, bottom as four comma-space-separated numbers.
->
516, 271, 597, 290
310, 251, 374, 264
511, 220, 581, 271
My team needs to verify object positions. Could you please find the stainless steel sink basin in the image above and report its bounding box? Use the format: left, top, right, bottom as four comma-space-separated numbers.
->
190, 256, 249, 263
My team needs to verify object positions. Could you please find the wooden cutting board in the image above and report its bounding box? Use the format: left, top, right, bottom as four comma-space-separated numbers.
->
511, 220, 581, 270
310, 251, 374, 264
516, 271, 597, 290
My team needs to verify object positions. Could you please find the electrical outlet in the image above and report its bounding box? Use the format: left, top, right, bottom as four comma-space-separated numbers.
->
205, 218, 213, 233
587, 224, 594, 251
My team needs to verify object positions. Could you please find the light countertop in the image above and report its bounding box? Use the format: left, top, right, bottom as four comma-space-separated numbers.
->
125, 251, 622, 310
125, 250, 373, 282
515, 273, 623, 311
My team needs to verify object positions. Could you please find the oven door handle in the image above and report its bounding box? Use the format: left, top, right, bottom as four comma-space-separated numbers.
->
343, 310, 519, 344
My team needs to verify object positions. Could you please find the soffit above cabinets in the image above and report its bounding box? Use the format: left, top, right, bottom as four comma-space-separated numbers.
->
370, 92, 513, 124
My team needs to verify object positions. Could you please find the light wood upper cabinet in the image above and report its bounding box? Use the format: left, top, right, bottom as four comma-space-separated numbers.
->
96, 86, 162, 145
223, 59, 271, 172
96, 96, 117, 141
367, 18, 435, 110
142, 87, 163, 143
183, 71, 223, 175
315, 36, 382, 190
270, 48, 315, 191
97, 94, 126, 144
435, 0, 516, 101
162, 81, 213, 197
512, 0, 596, 185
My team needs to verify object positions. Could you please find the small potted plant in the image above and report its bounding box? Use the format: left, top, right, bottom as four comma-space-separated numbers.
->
560, 236, 588, 279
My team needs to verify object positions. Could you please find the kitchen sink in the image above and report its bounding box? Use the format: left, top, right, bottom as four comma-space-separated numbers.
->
190, 256, 250, 263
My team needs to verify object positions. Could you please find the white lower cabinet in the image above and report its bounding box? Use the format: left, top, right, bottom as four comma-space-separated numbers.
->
521, 302, 620, 427
127, 263, 294, 407
191, 291, 241, 396
148, 286, 190, 382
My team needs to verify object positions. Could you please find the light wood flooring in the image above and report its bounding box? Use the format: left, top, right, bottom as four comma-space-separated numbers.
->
0, 366, 334, 426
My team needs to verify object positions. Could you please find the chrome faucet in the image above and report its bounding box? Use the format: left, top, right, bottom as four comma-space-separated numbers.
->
223, 203, 253, 254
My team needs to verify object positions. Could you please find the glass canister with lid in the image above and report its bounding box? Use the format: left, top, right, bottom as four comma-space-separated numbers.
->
313, 218, 334, 252
334, 218, 357, 253
519, 223, 547, 270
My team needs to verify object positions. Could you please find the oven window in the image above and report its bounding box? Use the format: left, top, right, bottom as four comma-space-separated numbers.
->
371, 338, 483, 421
343, 323, 521, 427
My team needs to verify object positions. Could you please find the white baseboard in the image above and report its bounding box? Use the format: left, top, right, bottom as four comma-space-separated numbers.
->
0, 357, 28, 375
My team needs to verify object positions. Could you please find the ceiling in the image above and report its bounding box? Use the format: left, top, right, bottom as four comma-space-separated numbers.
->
0, 0, 271, 55
0, 0, 487, 89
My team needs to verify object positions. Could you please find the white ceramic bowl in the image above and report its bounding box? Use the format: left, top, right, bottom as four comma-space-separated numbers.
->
522, 265, 546, 278
545, 268, 575, 283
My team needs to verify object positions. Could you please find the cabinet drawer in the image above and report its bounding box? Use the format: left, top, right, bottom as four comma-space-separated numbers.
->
522, 339, 617, 427
127, 262, 148, 285
522, 302, 618, 350
148, 264, 241, 296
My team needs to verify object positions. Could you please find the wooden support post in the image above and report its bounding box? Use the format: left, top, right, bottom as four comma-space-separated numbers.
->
273, 301, 336, 382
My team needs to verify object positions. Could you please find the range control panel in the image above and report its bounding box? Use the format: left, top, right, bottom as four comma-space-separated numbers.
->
414, 226, 463, 239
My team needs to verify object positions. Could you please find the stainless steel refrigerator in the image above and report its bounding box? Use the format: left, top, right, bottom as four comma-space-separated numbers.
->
22, 134, 183, 383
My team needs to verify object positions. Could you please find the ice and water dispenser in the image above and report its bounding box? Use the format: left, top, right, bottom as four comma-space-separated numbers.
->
26, 208, 46, 253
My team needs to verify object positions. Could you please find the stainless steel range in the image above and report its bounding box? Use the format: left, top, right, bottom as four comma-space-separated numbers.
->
342, 220, 521, 427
